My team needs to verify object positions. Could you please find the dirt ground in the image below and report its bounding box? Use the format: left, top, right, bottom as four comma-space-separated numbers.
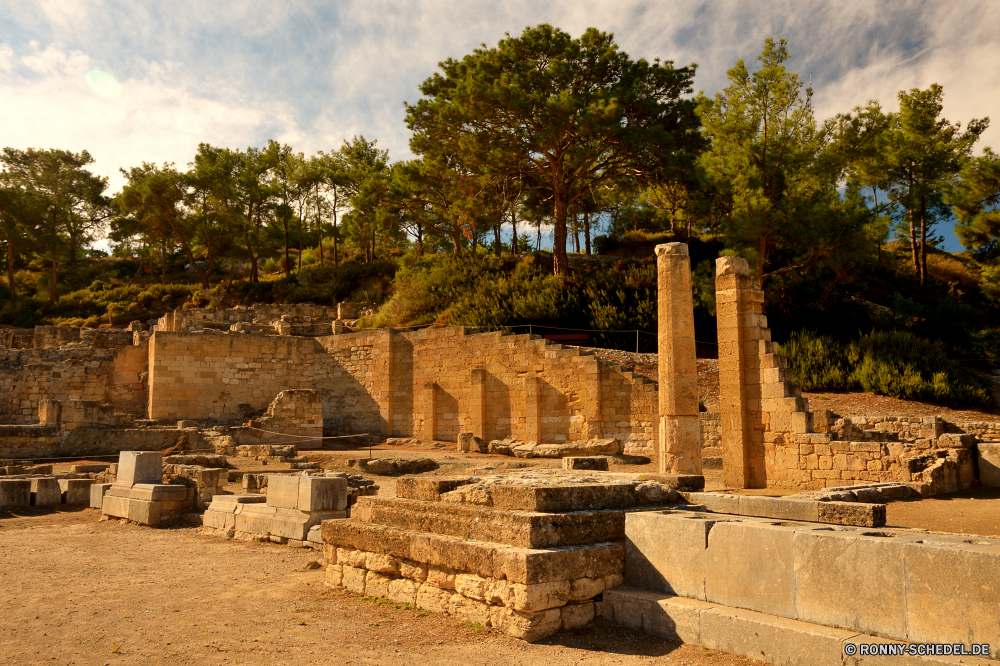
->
0, 508, 768, 666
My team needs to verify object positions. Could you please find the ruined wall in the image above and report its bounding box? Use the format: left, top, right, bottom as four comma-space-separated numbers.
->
158, 304, 339, 332
147, 327, 658, 454
0, 344, 148, 425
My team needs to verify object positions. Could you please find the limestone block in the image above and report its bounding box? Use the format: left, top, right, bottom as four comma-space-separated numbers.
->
58, 479, 94, 505
739, 496, 818, 522
507, 580, 570, 612
427, 564, 456, 590
342, 566, 367, 594
365, 552, 399, 574
489, 606, 562, 642
400, 559, 428, 582
569, 576, 605, 602
455, 573, 487, 601
128, 484, 188, 502
817, 501, 885, 527
449, 594, 491, 625
705, 521, 796, 617
0, 479, 30, 508
561, 601, 595, 629
903, 539, 1000, 659
298, 476, 348, 512
365, 571, 393, 598
101, 495, 129, 519
387, 578, 418, 605
339, 548, 368, 568
625, 511, 717, 600
266, 475, 300, 509
325, 564, 343, 588
126, 498, 161, 526
30, 478, 62, 506
89, 483, 112, 509
794, 530, 909, 638
700, 605, 860, 666
604, 587, 715, 644
978, 442, 1000, 487
562, 456, 609, 471
117, 451, 162, 486
416, 583, 453, 614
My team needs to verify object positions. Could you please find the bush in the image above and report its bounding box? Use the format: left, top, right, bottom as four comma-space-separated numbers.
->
781, 331, 853, 391
780, 329, 992, 407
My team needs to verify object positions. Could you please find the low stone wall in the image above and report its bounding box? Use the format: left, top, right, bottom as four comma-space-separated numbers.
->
623, 510, 999, 658
0, 427, 207, 460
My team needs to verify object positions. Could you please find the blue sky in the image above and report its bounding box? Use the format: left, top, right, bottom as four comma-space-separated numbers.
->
1, 1, 997, 252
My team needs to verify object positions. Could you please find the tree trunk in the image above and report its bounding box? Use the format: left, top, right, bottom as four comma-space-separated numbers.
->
510, 210, 518, 256
7, 241, 16, 303
919, 200, 928, 288
908, 207, 920, 283
494, 222, 502, 257
283, 217, 291, 277
552, 196, 569, 275
584, 212, 591, 255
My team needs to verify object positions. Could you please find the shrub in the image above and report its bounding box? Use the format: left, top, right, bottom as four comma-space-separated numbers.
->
781, 329, 992, 407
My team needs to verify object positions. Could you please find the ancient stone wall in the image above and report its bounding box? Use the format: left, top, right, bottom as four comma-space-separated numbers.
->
0, 345, 147, 425
158, 304, 339, 332
33, 325, 82, 349
147, 327, 659, 454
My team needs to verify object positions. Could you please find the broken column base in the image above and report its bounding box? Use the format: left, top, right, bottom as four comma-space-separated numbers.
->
101, 483, 193, 526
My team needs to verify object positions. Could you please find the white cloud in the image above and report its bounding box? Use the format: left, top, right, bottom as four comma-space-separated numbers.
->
0, 0, 997, 200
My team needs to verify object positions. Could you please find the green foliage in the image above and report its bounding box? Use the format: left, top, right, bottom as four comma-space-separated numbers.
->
781, 329, 991, 406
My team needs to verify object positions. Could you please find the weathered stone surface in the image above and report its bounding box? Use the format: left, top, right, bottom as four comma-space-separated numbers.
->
58, 478, 94, 505
562, 456, 609, 471
298, 475, 348, 512
394, 478, 474, 502
30, 478, 62, 506
265, 475, 300, 509
489, 606, 562, 642
127, 483, 188, 502
351, 496, 631, 548
117, 451, 162, 486
506, 580, 570, 612
448, 594, 491, 625
816, 501, 885, 527
625, 511, 718, 600
700, 605, 860, 666
387, 578, 418, 605
568, 577, 605, 602
416, 584, 453, 614
794, 529, 909, 638
903, 539, 1000, 659
324, 564, 343, 588
364, 571, 393, 598
978, 442, 1000, 488
560, 601, 595, 629
0, 479, 30, 507
89, 482, 112, 509
603, 587, 714, 644
705, 521, 796, 618
455, 574, 487, 601
342, 566, 366, 594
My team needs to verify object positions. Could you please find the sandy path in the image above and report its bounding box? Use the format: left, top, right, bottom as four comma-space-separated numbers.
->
0, 508, 767, 666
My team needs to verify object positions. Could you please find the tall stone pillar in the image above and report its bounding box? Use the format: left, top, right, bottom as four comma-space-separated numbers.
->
582, 357, 603, 439
423, 382, 437, 442
524, 374, 542, 443
379, 330, 394, 437
470, 368, 486, 440
656, 243, 702, 474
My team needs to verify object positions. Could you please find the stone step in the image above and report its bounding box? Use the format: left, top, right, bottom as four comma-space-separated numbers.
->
352, 496, 683, 548
321, 519, 623, 586
603, 587, 997, 666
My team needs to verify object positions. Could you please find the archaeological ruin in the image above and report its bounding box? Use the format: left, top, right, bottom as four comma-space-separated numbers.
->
2, 242, 999, 664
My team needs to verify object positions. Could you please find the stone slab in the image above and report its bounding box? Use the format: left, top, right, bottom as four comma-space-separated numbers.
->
321, 520, 623, 585
624, 511, 728, 600
127, 483, 188, 501
298, 476, 348, 512
603, 586, 716, 644
351, 496, 654, 548
117, 451, 162, 486
0, 479, 30, 507
266, 475, 301, 509
90, 483, 112, 509
58, 478, 94, 505
705, 521, 797, 617
681, 492, 885, 527
978, 442, 1000, 488
562, 456, 609, 471
30, 478, 62, 506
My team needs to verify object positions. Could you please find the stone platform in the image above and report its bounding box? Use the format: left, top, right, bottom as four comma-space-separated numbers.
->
321, 470, 690, 641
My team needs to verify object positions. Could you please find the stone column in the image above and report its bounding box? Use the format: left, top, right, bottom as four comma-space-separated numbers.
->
524, 374, 542, 443
582, 357, 603, 440
470, 368, 486, 440
656, 243, 702, 474
379, 329, 394, 438
715, 257, 759, 488
423, 382, 437, 442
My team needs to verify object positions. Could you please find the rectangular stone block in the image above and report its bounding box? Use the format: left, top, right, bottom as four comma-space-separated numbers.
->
700, 605, 860, 666
127, 498, 161, 526
127, 483, 189, 502
266, 475, 300, 509
624, 511, 720, 600
90, 483, 112, 509
0, 479, 30, 507
739, 496, 818, 522
562, 456, 609, 471
58, 478, 94, 505
705, 521, 796, 617
817, 501, 885, 527
978, 442, 1000, 488
903, 539, 1000, 659
116, 451, 162, 486
794, 529, 910, 638
604, 587, 716, 644
30, 478, 62, 506
298, 476, 348, 512
101, 494, 129, 519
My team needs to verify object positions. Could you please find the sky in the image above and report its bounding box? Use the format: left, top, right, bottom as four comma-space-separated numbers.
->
1, 0, 998, 252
